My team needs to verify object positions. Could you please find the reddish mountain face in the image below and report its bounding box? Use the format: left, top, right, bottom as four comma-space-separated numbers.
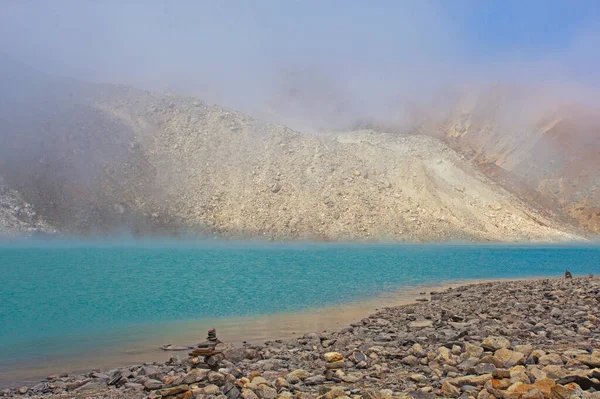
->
431, 87, 600, 234
537, 110, 600, 233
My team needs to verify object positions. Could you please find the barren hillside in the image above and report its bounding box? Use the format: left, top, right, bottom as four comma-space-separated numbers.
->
426, 87, 600, 234
0, 60, 587, 241
0, 176, 55, 237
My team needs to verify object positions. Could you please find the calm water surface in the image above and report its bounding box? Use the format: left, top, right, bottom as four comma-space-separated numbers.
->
0, 239, 599, 385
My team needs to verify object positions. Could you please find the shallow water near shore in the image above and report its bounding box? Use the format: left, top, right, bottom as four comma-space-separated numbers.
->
1, 239, 599, 387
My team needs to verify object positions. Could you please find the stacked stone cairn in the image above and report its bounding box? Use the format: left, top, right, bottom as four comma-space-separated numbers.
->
189, 329, 223, 370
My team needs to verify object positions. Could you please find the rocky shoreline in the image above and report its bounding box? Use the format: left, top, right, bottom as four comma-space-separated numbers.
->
2, 276, 599, 399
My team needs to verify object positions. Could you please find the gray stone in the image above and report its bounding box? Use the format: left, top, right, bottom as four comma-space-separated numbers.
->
402, 355, 421, 366
181, 368, 210, 384
124, 382, 144, 390
305, 375, 326, 385
208, 371, 225, 384
224, 383, 242, 399
407, 391, 437, 399
143, 379, 163, 390
538, 353, 563, 366
75, 381, 107, 392
409, 320, 434, 328
91, 372, 110, 380
474, 363, 496, 375
352, 351, 366, 363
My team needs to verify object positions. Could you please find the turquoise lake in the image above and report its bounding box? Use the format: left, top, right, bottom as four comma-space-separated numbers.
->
0, 240, 599, 385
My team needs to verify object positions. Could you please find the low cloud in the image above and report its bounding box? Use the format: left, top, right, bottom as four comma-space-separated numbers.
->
0, 1, 598, 132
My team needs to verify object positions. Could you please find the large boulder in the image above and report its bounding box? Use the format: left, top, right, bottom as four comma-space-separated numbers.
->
180, 368, 209, 384
482, 336, 511, 351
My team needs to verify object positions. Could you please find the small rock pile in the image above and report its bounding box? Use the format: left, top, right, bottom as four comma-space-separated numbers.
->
2, 277, 599, 399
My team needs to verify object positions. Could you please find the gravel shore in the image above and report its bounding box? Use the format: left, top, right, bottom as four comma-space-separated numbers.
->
2, 276, 599, 399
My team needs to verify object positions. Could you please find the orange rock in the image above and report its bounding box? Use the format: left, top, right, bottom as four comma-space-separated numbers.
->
533, 377, 556, 397
564, 382, 581, 391
492, 378, 512, 389
521, 388, 544, 399
249, 371, 261, 381
163, 375, 176, 385
549, 383, 579, 399
507, 382, 535, 395
323, 352, 343, 362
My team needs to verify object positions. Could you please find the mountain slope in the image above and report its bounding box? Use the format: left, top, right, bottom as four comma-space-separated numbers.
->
428, 87, 600, 234
0, 59, 586, 241
0, 176, 55, 237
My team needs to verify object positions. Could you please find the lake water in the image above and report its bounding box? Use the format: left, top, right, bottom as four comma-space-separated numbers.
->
0, 239, 599, 386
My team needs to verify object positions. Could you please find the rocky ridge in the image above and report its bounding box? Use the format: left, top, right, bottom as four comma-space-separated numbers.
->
0, 175, 55, 236
0, 56, 590, 241
119, 88, 583, 241
4, 277, 600, 399
0, 67, 586, 241
424, 87, 600, 235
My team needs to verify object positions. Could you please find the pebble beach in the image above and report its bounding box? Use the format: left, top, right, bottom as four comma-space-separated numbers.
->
3, 276, 599, 399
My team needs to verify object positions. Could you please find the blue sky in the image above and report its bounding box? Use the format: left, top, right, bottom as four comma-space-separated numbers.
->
1, 1, 598, 124
443, 1, 599, 54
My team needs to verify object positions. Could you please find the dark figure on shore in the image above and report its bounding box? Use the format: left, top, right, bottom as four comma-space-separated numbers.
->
565, 270, 572, 279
